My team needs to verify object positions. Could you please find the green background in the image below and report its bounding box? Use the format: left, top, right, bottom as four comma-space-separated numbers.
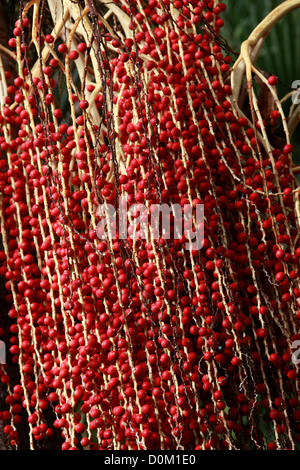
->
221, 0, 300, 163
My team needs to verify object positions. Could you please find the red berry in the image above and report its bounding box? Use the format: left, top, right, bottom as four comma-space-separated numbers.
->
268, 75, 278, 85
79, 100, 89, 110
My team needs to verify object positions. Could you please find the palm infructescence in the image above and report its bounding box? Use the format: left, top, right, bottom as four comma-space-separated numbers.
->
0, 0, 299, 451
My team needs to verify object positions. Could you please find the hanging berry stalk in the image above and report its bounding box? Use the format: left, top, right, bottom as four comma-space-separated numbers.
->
0, 0, 299, 451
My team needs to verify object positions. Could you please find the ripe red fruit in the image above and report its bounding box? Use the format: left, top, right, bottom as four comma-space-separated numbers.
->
58, 43, 68, 54
69, 50, 79, 60
77, 42, 87, 53
268, 75, 278, 85
79, 100, 88, 110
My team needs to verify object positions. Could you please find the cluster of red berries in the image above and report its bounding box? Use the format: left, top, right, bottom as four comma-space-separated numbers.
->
0, 0, 300, 451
